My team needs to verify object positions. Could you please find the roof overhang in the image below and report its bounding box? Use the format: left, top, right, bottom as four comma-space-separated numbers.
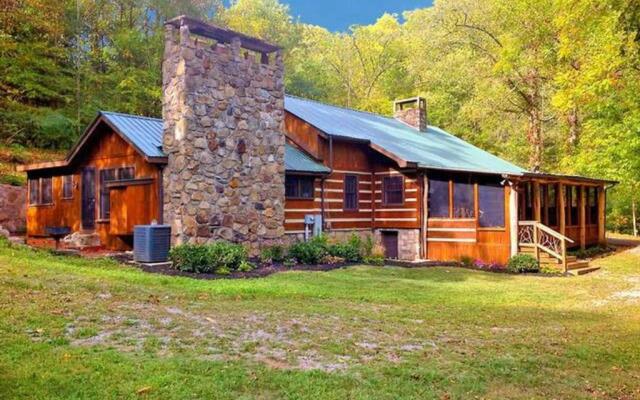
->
19, 113, 168, 174
517, 172, 617, 186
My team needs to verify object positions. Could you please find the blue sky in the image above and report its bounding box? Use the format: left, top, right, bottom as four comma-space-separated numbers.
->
220, 1, 433, 31
281, 0, 433, 32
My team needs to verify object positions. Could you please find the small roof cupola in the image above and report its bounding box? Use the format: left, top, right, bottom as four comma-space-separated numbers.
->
393, 96, 427, 132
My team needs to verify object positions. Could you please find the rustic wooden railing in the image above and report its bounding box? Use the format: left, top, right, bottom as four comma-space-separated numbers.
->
518, 221, 575, 272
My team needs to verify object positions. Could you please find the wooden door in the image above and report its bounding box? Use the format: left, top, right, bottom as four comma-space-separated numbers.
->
81, 167, 96, 230
381, 231, 398, 259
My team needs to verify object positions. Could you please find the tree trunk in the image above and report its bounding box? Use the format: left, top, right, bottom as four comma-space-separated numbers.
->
527, 107, 543, 172
567, 107, 580, 149
633, 197, 638, 237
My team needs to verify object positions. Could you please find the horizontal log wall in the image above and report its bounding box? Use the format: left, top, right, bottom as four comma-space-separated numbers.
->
27, 125, 161, 250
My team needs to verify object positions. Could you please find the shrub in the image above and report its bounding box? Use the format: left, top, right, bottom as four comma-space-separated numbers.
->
320, 254, 345, 265
169, 241, 248, 274
506, 254, 539, 273
260, 244, 287, 264
328, 234, 363, 262
168, 244, 211, 273
459, 255, 474, 268
238, 260, 255, 272
288, 235, 328, 265
0, 173, 26, 186
363, 243, 386, 266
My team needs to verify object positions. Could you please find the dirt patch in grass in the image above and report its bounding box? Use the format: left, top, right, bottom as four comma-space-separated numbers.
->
136, 261, 358, 280
59, 300, 441, 372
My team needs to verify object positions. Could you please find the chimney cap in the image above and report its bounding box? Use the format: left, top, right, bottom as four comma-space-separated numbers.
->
393, 96, 426, 111
166, 15, 281, 54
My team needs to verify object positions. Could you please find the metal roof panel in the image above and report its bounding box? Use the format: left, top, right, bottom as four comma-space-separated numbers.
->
284, 95, 526, 175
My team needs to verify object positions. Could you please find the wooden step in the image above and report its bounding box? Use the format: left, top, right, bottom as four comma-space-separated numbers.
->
567, 266, 600, 276
566, 260, 589, 270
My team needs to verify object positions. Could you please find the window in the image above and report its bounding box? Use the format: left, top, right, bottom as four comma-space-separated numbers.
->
548, 184, 558, 226
478, 183, 505, 228
588, 187, 598, 225
99, 169, 117, 219
569, 186, 579, 225
428, 178, 450, 218
28, 177, 53, 205
62, 175, 73, 199
118, 167, 134, 180
383, 176, 403, 205
344, 175, 358, 210
285, 175, 314, 199
453, 180, 474, 218
29, 178, 39, 205
524, 183, 534, 220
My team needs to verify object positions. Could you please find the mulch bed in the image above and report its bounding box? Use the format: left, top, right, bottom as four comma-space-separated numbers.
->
135, 261, 359, 280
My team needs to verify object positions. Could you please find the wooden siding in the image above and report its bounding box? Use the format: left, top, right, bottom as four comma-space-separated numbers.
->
26, 123, 161, 250
426, 184, 512, 264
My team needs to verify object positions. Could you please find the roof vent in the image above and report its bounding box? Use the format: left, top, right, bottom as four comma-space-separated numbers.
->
393, 97, 427, 132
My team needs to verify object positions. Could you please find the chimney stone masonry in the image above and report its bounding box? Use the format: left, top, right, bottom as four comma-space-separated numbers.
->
162, 16, 285, 253
393, 97, 427, 132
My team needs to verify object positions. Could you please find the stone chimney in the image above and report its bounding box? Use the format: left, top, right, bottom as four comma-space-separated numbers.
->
393, 97, 427, 132
162, 16, 285, 253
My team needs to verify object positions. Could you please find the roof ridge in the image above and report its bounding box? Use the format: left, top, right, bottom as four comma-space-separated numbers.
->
284, 94, 399, 122
100, 110, 162, 122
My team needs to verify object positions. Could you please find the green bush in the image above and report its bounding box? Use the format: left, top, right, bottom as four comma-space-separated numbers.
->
288, 235, 328, 265
0, 173, 26, 186
260, 244, 287, 263
459, 255, 474, 268
169, 242, 248, 274
363, 255, 385, 266
506, 254, 539, 273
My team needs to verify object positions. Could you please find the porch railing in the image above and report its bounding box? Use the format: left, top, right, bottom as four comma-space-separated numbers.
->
517, 221, 575, 272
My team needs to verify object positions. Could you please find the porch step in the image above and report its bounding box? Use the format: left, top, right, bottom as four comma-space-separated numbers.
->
566, 260, 590, 270
567, 266, 600, 276
517, 250, 577, 265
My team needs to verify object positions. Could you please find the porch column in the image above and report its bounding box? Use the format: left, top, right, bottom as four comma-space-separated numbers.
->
579, 186, 586, 249
558, 183, 566, 237
598, 185, 606, 245
533, 181, 541, 222
509, 185, 519, 257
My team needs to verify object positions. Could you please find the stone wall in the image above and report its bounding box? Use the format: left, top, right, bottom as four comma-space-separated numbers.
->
0, 184, 26, 233
375, 229, 420, 261
162, 22, 286, 254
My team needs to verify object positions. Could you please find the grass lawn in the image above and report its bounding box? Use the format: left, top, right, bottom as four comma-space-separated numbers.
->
1, 242, 640, 399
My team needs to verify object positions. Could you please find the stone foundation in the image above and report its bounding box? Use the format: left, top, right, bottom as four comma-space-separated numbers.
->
375, 228, 420, 261
162, 20, 285, 254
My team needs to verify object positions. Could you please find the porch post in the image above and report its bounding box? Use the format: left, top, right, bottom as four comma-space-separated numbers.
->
579, 186, 586, 249
509, 184, 519, 257
533, 181, 541, 222
598, 185, 606, 245
558, 183, 566, 237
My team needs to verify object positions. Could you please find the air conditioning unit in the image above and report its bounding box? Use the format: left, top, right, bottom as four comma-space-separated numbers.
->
133, 225, 171, 263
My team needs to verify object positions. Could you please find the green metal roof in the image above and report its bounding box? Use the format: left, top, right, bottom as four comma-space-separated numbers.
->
284, 95, 527, 175
285, 143, 330, 174
93, 112, 329, 174
100, 111, 165, 159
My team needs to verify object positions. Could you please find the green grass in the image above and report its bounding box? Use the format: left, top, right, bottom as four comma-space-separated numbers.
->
1, 242, 640, 399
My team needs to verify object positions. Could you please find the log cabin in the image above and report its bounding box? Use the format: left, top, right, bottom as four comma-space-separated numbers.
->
20, 16, 615, 272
